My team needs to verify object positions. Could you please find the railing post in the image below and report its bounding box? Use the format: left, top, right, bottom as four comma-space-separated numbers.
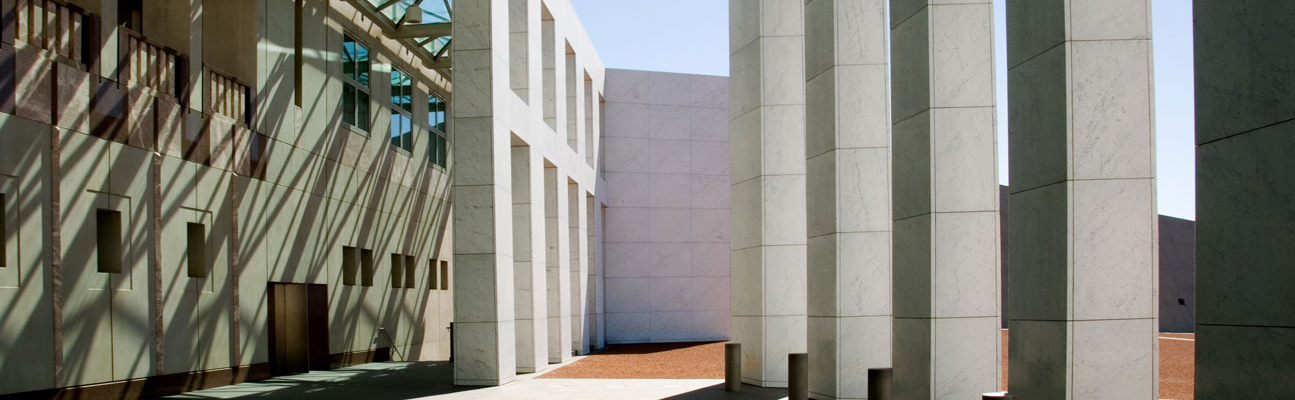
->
724, 343, 741, 392
789, 353, 808, 400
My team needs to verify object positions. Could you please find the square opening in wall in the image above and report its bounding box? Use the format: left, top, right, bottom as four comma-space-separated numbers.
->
390, 253, 404, 288
96, 209, 123, 274
404, 255, 416, 288
187, 222, 208, 278
342, 246, 358, 286
360, 248, 375, 286
439, 260, 449, 290
428, 259, 437, 290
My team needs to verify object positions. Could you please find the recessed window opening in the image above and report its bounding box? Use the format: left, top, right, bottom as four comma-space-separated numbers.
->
389, 68, 413, 153
342, 246, 358, 286
428, 258, 438, 291
1, 193, 6, 268
341, 34, 371, 132
96, 209, 123, 274
390, 253, 404, 288
439, 260, 449, 290
428, 93, 448, 168
404, 255, 416, 288
186, 222, 208, 278
360, 248, 375, 286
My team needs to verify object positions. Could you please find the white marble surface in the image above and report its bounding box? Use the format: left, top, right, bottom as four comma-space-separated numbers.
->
602, 69, 731, 344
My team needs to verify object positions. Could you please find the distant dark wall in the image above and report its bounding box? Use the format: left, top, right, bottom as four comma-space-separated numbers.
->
999, 186, 1196, 332
1159, 216, 1196, 332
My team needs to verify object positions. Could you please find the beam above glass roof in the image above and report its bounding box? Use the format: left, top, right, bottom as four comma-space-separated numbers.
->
353, 0, 453, 70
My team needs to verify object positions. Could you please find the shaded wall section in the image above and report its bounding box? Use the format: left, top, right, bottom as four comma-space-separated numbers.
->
999, 186, 1195, 332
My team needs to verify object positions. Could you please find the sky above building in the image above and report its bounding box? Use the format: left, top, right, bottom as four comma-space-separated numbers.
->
570, 0, 1196, 220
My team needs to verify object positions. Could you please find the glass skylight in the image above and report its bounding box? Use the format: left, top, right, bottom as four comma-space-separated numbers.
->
364, 0, 453, 62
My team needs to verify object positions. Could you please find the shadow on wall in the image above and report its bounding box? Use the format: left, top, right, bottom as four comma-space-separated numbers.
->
998, 185, 1195, 332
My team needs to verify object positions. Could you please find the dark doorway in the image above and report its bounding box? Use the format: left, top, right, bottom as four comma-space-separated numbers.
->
269, 283, 330, 375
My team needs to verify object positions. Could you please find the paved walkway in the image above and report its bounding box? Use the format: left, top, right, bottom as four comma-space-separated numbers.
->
152, 361, 788, 400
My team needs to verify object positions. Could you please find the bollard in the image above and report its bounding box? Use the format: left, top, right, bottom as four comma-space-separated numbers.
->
868, 368, 892, 400
788, 353, 808, 400
983, 392, 1016, 400
725, 343, 742, 392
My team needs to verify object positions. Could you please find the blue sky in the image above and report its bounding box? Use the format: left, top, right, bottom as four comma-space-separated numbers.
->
570, 0, 1196, 220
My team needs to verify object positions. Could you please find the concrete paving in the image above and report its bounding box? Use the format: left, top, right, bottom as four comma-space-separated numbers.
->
151, 362, 789, 400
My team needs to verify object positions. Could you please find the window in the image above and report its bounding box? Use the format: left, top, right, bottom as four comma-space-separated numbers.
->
439, 260, 449, 290
341, 34, 371, 132
96, 210, 123, 274
428, 259, 437, 291
119, 0, 143, 31
342, 246, 358, 286
404, 255, 416, 288
187, 223, 208, 278
360, 248, 375, 286
428, 93, 448, 168
389, 68, 413, 153
1, 194, 6, 268
390, 253, 404, 288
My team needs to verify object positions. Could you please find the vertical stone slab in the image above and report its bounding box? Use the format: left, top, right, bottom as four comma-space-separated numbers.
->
452, 0, 517, 386
729, 0, 807, 388
1194, 2, 1295, 398
544, 164, 572, 362
568, 181, 588, 354
888, 1, 1000, 399
512, 143, 547, 373
803, 0, 892, 399
1006, 1, 1158, 399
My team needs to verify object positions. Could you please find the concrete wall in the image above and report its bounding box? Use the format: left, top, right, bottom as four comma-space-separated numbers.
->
601, 69, 730, 344
0, 0, 453, 395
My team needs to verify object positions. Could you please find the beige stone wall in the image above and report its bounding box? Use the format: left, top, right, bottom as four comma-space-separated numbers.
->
0, 0, 454, 394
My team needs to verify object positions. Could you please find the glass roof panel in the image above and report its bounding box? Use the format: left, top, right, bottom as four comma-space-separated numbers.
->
365, 0, 452, 62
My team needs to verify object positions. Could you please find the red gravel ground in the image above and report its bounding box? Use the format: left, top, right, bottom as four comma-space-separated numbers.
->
545, 332, 1195, 399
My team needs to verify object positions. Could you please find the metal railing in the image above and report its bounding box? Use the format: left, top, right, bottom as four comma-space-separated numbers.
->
14, 0, 96, 67
119, 27, 184, 98
205, 66, 252, 125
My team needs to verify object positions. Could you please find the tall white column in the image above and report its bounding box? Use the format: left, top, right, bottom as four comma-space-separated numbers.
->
545, 165, 572, 362
1194, 2, 1295, 398
729, 0, 808, 388
451, 0, 516, 385
803, 1, 892, 399
1006, 1, 1158, 398
889, 1, 1001, 399
512, 144, 548, 373
568, 181, 588, 355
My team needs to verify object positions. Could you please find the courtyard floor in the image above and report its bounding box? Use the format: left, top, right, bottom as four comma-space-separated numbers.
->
154, 331, 1194, 400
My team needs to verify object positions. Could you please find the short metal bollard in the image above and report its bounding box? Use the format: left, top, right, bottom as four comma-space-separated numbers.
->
983, 392, 1016, 400
868, 368, 893, 400
788, 353, 808, 400
725, 343, 742, 392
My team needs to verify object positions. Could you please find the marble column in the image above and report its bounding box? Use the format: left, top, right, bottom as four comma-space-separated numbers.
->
889, 1, 1000, 399
451, 0, 516, 385
803, 1, 893, 399
568, 181, 588, 355
1006, 1, 1158, 399
512, 143, 548, 373
1194, 2, 1295, 398
545, 164, 572, 362
729, 0, 808, 388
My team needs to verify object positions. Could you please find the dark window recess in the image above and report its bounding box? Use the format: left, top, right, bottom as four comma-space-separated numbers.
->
390, 253, 404, 288
118, 0, 143, 32
1178, 298, 1186, 306
404, 255, 416, 288
96, 209, 123, 274
186, 222, 207, 278
439, 260, 449, 290
341, 246, 358, 286
293, 0, 303, 107
360, 248, 375, 286
1, 193, 6, 268
428, 259, 437, 290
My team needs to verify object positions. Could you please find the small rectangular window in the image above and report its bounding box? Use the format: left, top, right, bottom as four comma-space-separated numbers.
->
186, 222, 207, 278
428, 94, 448, 168
428, 259, 437, 291
360, 248, 375, 286
341, 34, 370, 132
96, 209, 122, 274
439, 260, 449, 290
404, 255, 416, 288
294, 0, 303, 107
389, 69, 413, 152
342, 246, 358, 286
390, 253, 404, 288
1, 193, 6, 268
